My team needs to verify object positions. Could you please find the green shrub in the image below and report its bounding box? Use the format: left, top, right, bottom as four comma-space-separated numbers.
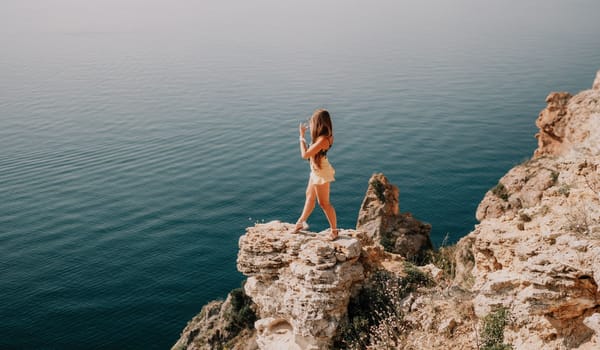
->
225, 287, 257, 333
491, 183, 509, 201
550, 171, 559, 184
558, 183, 571, 197
380, 234, 395, 252
481, 307, 511, 350
403, 263, 433, 288
370, 179, 386, 203
334, 267, 431, 349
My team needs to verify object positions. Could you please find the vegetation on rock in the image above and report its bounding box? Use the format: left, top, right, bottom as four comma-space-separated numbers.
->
334, 265, 432, 349
370, 178, 386, 203
423, 234, 458, 279
225, 286, 257, 333
479, 307, 511, 350
491, 182, 509, 201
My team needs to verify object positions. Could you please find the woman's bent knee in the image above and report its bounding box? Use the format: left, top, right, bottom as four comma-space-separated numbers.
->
318, 201, 332, 210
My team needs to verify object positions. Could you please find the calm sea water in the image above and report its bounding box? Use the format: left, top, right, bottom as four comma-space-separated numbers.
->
1, 1, 599, 348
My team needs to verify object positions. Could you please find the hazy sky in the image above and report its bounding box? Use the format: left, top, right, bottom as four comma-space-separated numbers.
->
2, 0, 599, 85
3, 0, 599, 44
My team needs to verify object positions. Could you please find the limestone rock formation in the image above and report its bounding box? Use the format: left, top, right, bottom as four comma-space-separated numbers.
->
171, 290, 258, 350
534, 84, 600, 158
171, 178, 399, 350
534, 92, 573, 158
456, 70, 600, 350
173, 70, 600, 350
238, 221, 365, 350
356, 173, 433, 260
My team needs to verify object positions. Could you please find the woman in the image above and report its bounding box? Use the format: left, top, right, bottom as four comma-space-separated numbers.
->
294, 109, 338, 240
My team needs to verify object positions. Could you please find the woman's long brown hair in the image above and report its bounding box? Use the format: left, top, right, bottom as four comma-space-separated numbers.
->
310, 109, 333, 169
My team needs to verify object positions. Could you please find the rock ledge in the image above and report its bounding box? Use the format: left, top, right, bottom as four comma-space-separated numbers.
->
237, 221, 365, 350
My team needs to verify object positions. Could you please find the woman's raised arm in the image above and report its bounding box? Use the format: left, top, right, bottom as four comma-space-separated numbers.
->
299, 135, 329, 159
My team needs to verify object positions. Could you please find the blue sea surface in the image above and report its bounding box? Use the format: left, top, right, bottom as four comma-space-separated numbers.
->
1, 0, 600, 348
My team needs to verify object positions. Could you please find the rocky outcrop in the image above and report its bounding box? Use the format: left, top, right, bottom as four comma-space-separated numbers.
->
378, 70, 600, 350
534, 92, 573, 158
172, 176, 412, 350
356, 173, 433, 260
174, 70, 600, 350
238, 222, 366, 350
171, 290, 258, 350
455, 70, 600, 349
534, 79, 600, 158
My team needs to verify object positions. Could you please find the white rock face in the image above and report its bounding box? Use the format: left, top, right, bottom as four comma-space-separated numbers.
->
237, 221, 365, 350
584, 313, 600, 336
455, 72, 600, 350
255, 318, 301, 350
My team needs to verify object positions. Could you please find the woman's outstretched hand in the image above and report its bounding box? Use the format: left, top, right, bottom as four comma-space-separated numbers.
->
299, 123, 308, 137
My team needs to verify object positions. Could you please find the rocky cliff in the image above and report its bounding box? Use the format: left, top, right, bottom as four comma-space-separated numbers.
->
172, 177, 432, 350
449, 71, 600, 349
395, 70, 600, 350
173, 70, 600, 350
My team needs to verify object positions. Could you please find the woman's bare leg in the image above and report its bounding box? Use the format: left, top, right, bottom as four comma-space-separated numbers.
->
314, 182, 337, 237
296, 179, 317, 229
